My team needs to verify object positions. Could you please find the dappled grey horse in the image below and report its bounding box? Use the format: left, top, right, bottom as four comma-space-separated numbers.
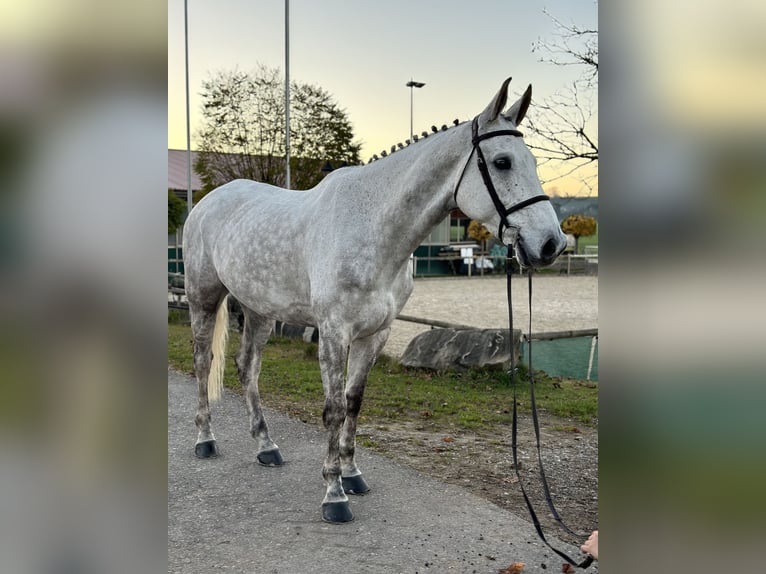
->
182, 77, 567, 523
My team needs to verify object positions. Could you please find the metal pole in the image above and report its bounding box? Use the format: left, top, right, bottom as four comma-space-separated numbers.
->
284, 0, 291, 189
405, 79, 425, 143
409, 81, 413, 142
184, 0, 192, 215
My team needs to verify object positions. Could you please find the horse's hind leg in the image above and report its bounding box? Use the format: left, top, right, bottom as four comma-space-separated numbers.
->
189, 289, 228, 458
340, 328, 391, 496
235, 307, 282, 466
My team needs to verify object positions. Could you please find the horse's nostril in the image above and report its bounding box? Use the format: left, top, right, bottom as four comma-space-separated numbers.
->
542, 237, 559, 259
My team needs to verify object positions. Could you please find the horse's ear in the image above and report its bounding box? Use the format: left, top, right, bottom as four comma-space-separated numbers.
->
504, 84, 532, 126
479, 77, 512, 125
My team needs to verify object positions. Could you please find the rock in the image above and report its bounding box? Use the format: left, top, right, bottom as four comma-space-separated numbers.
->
400, 328, 521, 370
274, 321, 320, 343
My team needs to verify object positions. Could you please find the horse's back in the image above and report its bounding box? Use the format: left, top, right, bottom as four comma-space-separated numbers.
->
183, 179, 317, 322
185, 179, 312, 246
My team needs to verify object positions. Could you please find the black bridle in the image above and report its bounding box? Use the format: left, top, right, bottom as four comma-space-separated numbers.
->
454, 116, 595, 569
453, 116, 551, 243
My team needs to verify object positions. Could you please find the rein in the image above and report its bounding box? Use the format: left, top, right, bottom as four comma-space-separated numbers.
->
453, 116, 551, 241
453, 116, 594, 567
507, 262, 595, 569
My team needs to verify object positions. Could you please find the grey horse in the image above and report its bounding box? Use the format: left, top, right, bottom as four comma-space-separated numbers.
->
182, 77, 567, 523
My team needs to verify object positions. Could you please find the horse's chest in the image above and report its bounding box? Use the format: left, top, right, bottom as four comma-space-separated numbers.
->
332, 275, 412, 338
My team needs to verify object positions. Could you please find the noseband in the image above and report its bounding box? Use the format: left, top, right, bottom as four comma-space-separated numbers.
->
453, 116, 550, 242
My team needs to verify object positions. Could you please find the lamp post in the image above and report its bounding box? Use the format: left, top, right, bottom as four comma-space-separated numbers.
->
406, 79, 425, 142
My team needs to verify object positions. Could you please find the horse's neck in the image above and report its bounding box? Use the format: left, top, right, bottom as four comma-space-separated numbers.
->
359, 126, 467, 265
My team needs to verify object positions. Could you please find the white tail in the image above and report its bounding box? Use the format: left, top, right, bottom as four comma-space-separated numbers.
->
208, 295, 230, 402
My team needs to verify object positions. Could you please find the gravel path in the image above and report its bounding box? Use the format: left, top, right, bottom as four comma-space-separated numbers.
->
168, 369, 590, 574
384, 275, 598, 358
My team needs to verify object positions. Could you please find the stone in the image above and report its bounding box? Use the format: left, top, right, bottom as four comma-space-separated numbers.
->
400, 328, 521, 371
274, 321, 320, 343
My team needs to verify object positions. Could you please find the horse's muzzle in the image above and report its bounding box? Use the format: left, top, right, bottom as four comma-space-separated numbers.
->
517, 233, 567, 268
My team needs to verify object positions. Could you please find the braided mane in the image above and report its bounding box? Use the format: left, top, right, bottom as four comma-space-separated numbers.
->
366, 118, 463, 164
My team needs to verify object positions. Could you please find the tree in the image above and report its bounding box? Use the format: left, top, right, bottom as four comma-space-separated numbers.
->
560, 214, 597, 253
467, 220, 492, 252
528, 5, 598, 192
168, 190, 185, 235
194, 65, 362, 195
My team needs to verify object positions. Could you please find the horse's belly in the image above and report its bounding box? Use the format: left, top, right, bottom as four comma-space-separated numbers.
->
219, 266, 316, 326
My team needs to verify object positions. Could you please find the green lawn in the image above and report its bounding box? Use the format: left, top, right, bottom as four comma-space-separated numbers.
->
168, 323, 598, 430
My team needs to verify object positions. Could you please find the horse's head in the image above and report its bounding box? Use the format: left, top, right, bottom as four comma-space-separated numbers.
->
453, 77, 566, 268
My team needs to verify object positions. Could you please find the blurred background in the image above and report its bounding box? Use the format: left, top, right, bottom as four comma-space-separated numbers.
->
0, 1, 166, 573
599, 0, 766, 571
0, 0, 764, 572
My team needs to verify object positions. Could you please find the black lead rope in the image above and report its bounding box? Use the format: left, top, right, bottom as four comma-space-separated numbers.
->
525, 270, 582, 539
507, 255, 594, 570
452, 115, 593, 567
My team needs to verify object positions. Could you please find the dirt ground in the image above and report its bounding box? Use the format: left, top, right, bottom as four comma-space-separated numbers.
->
373, 274, 599, 546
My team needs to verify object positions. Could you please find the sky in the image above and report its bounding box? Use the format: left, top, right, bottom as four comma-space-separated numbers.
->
168, 0, 598, 196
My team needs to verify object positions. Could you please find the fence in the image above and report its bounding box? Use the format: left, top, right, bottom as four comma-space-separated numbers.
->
170, 245, 596, 278
521, 328, 598, 381
410, 245, 598, 278
410, 253, 511, 278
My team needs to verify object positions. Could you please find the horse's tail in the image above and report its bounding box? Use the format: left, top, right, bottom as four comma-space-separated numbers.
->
208, 295, 229, 403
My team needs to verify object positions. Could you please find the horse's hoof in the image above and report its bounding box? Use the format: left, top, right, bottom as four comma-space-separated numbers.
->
195, 440, 219, 458
257, 449, 284, 467
342, 474, 370, 495
321, 501, 354, 524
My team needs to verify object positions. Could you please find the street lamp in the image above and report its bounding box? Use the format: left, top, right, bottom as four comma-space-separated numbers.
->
406, 79, 425, 142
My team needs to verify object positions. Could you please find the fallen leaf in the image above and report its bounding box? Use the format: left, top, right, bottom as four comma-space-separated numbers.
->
497, 561, 525, 573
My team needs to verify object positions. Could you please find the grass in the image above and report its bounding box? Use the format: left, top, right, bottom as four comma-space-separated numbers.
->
576, 231, 598, 253
167, 323, 598, 431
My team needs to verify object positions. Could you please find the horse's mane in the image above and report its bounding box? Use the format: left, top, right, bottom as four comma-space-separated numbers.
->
365, 119, 463, 164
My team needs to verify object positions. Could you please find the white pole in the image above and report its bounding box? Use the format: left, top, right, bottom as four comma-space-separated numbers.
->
587, 335, 598, 381
184, 0, 192, 215
284, 0, 291, 189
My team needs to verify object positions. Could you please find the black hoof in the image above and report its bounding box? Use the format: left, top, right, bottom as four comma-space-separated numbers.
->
342, 474, 370, 495
195, 440, 219, 458
321, 501, 354, 524
257, 449, 284, 467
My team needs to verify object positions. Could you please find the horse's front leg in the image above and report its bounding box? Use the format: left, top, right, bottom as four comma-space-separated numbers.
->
317, 332, 353, 523
340, 328, 390, 496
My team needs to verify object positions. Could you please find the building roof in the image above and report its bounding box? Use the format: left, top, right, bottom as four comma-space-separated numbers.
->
168, 149, 203, 191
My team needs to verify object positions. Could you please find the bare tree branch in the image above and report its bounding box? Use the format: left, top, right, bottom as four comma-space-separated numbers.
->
529, 3, 598, 191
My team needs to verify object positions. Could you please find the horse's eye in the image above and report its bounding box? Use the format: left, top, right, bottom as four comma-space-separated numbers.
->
493, 157, 512, 170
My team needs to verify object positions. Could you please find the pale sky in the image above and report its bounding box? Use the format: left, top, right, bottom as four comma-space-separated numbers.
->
168, 0, 598, 195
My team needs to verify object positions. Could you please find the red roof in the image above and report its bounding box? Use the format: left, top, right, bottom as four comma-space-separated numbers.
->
168, 149, 203, 191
